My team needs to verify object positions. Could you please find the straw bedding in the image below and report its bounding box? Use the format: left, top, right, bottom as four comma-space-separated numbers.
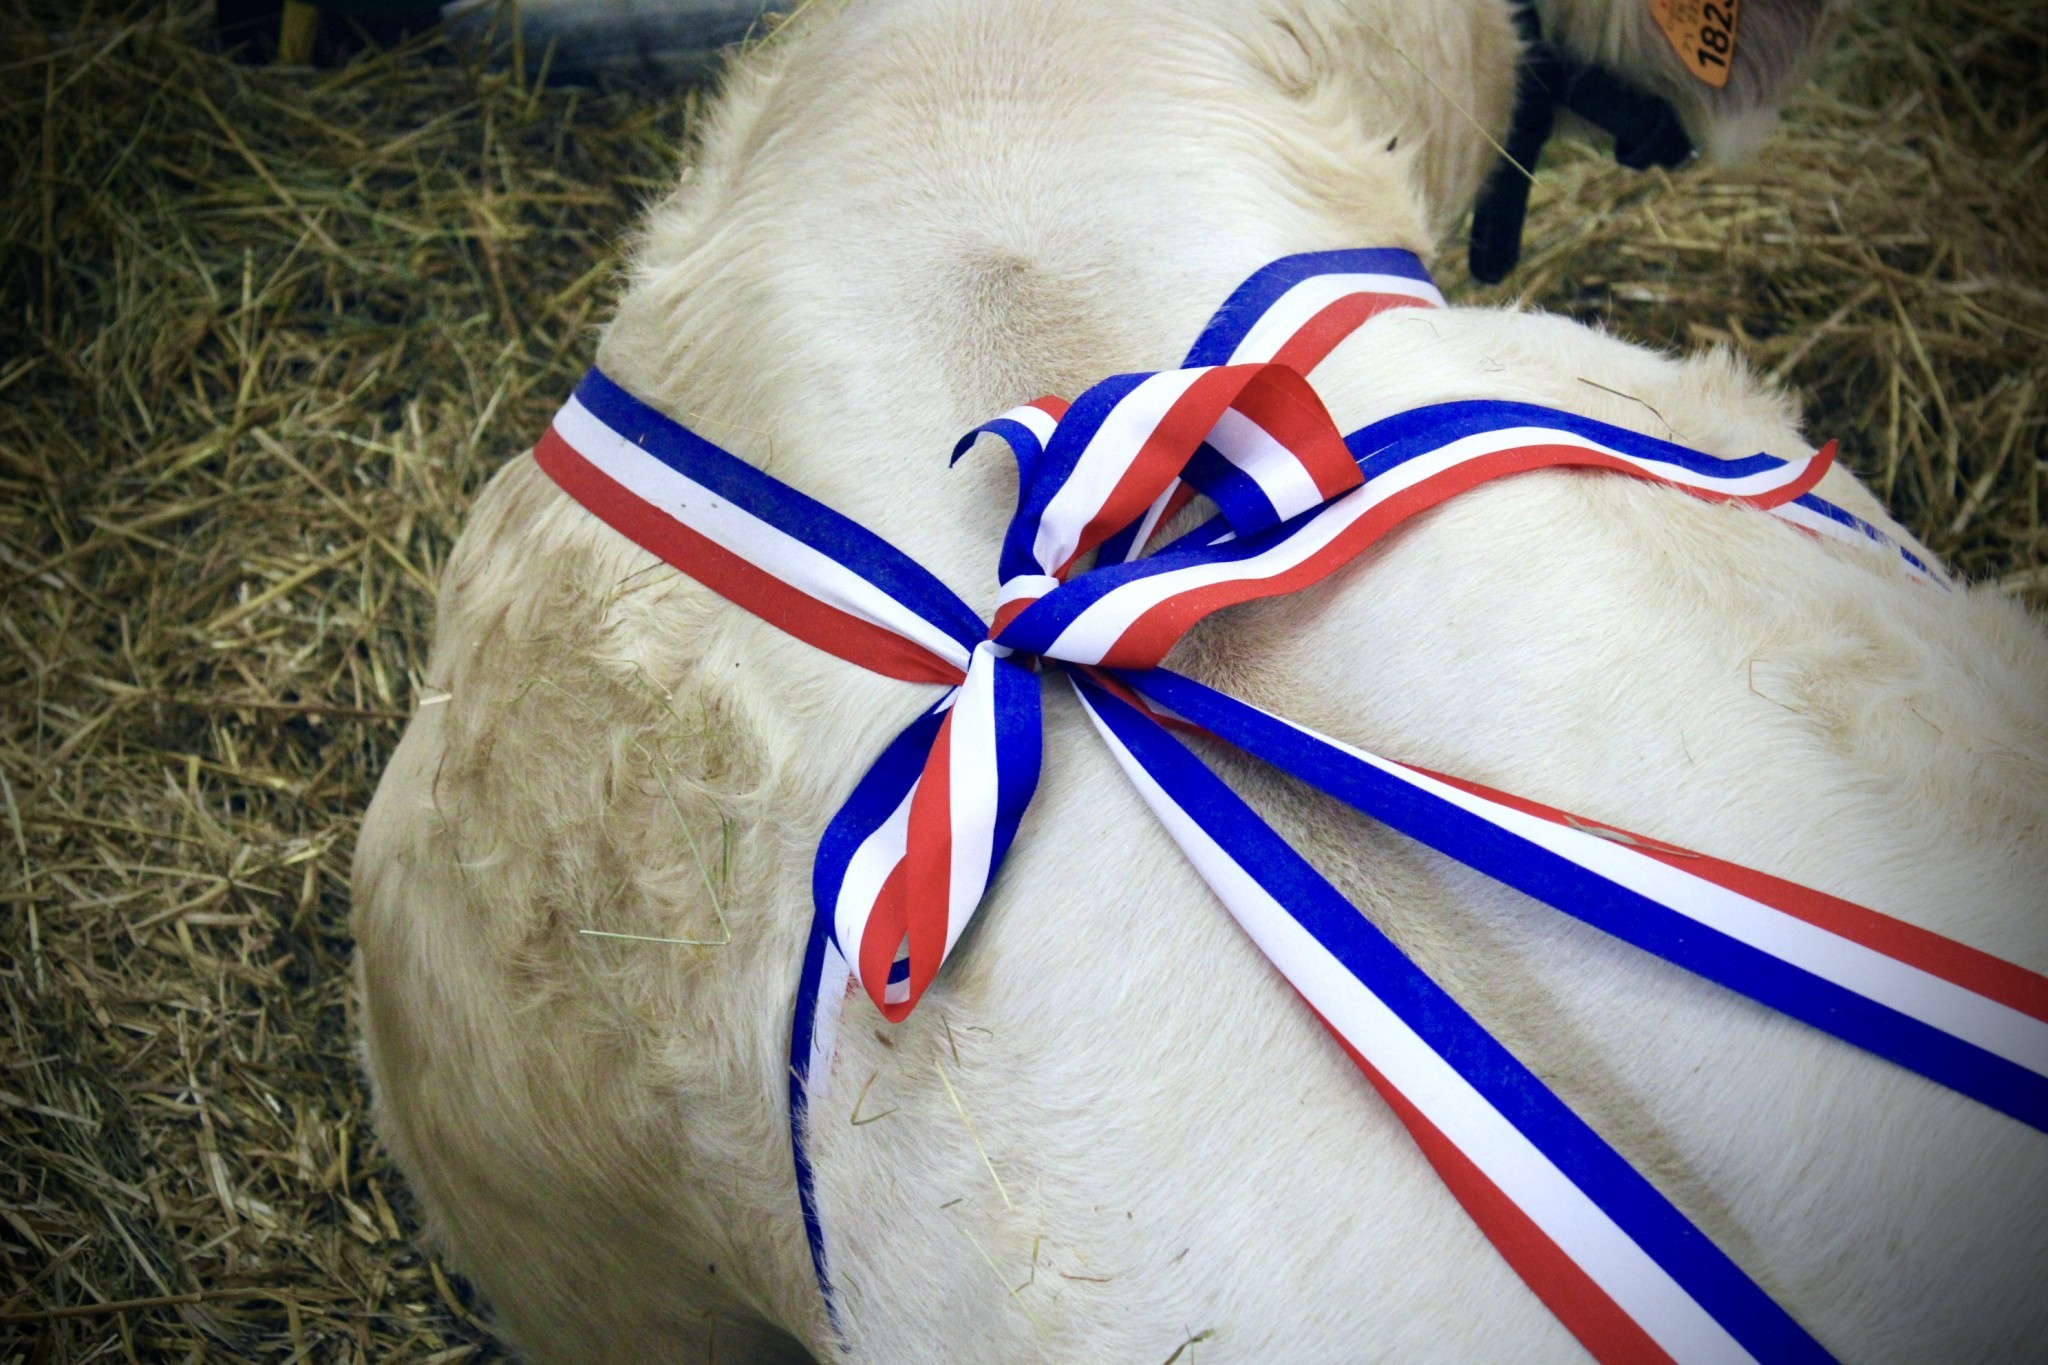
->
0, 2, 2041, 1359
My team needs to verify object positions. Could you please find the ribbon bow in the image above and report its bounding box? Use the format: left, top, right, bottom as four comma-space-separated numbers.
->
811, 277, 1840, 1025
837, 357, 1360, 1019
534, 249, 2032, 1365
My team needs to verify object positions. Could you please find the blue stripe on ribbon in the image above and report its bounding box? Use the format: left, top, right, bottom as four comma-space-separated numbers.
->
788, 904, 844, 1335
986, 651, 1045, 883
1072, 672, 1837, 1365
1181, 439, 1284, 535
1789, 492, 1879, 537
1183, 248, 1437, 367
576, 369, 988, 654
1122, 666, 2048, 1134
1787, 492, 1940, 578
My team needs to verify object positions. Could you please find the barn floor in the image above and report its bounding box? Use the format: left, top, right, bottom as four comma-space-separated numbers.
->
1, 1, 2042, 1360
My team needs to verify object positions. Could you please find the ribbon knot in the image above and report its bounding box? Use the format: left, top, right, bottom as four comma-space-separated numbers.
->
831, 360, 1364, 1019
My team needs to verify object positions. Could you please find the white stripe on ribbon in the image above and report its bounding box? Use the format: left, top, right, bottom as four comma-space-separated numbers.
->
998, 573, 1060, 611
1001, 403, 1061, 447
1113, 485, 1179, 565
1075, 681, 1757, 1365
830, 780, 918, 972
556, 397, 975, 672
1033, 368, 1210, 572
942, 645, 1005, 958
1358, 426, 1819, 504
1207, 405, 1327, 520
1228, 272, 1447, 366
1770, 498, 1945, 584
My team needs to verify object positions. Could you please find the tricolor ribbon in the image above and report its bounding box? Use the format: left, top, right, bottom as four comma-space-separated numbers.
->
534, 249, 2026, 1363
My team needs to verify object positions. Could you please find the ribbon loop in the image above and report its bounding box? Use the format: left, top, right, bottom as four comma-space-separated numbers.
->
814, 701, 946, 1012
860, 642, 1040, 1015
997, 362, 1361, 585
1176, 363, 1359, 534
952, 396, 1070, 494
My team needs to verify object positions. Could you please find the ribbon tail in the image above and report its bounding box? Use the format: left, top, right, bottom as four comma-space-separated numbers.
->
788, 896, 851, 1334
1010, 419, 1864, 671
796, 695, 965, 1327
1118, 666, 2048, 1135
1068, 671, 1835, 1365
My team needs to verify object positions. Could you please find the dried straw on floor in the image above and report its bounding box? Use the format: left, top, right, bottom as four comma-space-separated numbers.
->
0, 2, 2041, 1360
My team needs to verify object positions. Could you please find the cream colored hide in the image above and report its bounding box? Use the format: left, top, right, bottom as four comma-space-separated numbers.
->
351, 1, 2048, 1361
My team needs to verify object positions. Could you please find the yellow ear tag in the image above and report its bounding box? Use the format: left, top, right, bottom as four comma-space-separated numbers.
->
1650, 0, 1740, 89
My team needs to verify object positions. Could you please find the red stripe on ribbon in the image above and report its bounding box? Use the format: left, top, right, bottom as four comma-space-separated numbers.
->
1075, 666, 1214, 741
537, 427, 967, 687
989, 597, 1037, 638
1411, 764, 2048, 1027
1309, 1006, 1682, 1365
1066, 367, 1251, 573
1762, 440, 1833, 509
1068, 365, 1361, 573
1268, 292, 1437, 375
1228, 365, 1361, 502
858, 861, 914, 1024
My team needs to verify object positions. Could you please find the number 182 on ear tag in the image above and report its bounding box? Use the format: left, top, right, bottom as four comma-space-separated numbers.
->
1651, 0, 1739, 89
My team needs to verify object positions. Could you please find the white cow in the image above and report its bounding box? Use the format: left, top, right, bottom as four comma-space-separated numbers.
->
352, 1, 2048, 1361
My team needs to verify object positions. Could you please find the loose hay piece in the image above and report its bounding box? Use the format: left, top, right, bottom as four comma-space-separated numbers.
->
0, 1, 2041, 1360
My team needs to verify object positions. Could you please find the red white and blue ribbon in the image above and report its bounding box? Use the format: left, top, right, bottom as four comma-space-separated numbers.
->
532, 248, 2026, 1364
1111, 666, 2048, 1136
1070, 673, 1831, 1365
